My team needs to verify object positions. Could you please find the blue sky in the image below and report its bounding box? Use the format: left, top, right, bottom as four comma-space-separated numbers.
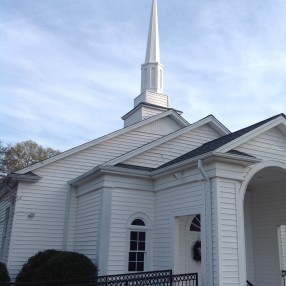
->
1, 0, 286, 151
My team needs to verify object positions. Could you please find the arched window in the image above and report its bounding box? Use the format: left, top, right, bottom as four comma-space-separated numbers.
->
128, 218, 147, 272
190, 214, 201, 232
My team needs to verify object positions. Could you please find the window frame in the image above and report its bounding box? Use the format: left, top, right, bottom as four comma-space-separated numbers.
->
126, 214, 151, 273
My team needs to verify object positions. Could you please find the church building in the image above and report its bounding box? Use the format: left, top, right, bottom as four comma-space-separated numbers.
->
1, 1, 286, 285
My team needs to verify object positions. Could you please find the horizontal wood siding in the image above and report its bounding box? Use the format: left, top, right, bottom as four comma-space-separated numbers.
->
74, 188, 102, 262
124, 124, 220, 168
7, 128, 163, 278
124, 109, 143, 127
235, 127, 286, 162
145, 93, 168, 107
154, 178, 203, 271
142, 107, 164, 120
108, 186, 155, 274
134, 92, 168, 108
135, 116, 182, 136
251, 181, 286, 286
217, 179, 239, 286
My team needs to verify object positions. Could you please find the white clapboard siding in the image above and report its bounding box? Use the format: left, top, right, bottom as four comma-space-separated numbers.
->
74, 188, 102, 262
235, 127, 286, 162
142, 107, 165, 120
281, 225, 286, 270
108, 187, 155, 275
153, 179, 203, 271
217, 179, 239, 286
251, 182, 286, 286
134, 92, 169, 108
135, 116, 182, 136
7, 126, 166, 278
124, 124, 220, 168
124, 109, 143, 127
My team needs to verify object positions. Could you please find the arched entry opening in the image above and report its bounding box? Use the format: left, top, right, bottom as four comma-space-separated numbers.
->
243, 166, 286, 286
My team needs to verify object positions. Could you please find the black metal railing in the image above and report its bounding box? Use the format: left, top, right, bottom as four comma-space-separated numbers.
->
1, 270, 198, 286
282, 270, 286, 286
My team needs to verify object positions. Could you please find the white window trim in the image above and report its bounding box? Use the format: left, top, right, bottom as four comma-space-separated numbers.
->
125, 213, 152, 273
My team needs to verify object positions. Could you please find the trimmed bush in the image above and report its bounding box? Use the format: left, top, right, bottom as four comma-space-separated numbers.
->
16, 249, 61, 284
0, 262, 10, 283
32, 251, 97, 285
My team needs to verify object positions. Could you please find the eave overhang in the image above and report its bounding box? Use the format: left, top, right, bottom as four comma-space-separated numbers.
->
0, 172, 42, 198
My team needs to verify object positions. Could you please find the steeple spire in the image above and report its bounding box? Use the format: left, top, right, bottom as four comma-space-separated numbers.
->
145, 0, 160, 63
122, 0, 172, 127
141, 0, 164, 94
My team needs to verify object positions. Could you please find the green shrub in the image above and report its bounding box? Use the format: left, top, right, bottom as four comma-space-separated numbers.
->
0, 262, 10, 283
32, 251, 97, 285
16, 249, 61, 284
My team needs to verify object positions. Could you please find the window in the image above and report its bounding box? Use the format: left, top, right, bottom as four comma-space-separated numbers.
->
190, 214, 201, 232
128, 218, 146, 272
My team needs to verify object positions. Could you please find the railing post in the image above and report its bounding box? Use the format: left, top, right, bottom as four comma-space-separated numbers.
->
170, 269, 173, 286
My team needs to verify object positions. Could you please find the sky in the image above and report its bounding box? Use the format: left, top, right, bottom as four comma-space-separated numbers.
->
1, 0, 286, 151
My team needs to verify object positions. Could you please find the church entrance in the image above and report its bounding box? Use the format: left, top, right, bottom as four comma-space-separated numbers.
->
175, 214, 201, 286
243, 166, 286, 286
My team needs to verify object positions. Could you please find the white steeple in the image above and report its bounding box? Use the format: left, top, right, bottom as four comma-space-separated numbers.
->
145, 0, 160, 63
123, 0, 174, 127
141, 0, 164, 94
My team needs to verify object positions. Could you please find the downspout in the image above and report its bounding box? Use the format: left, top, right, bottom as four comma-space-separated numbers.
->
197, 159, 213, 286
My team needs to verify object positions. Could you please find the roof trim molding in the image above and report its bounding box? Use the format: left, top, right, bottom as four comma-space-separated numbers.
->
17, 110, 189, 174
105, 114, 230, 166
69, 165, 151, 187
216, 114, 286, 153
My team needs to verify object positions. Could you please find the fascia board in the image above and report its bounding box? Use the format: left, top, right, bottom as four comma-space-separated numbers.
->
208, 116, 231, 135
216, 116, 286, 154
168, 111, 190, 127
17, 110, 186, 174
8, 173, 42, 182
105, 115, 226, 166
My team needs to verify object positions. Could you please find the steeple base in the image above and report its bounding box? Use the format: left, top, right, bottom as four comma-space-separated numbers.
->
134, 90, 169, 108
